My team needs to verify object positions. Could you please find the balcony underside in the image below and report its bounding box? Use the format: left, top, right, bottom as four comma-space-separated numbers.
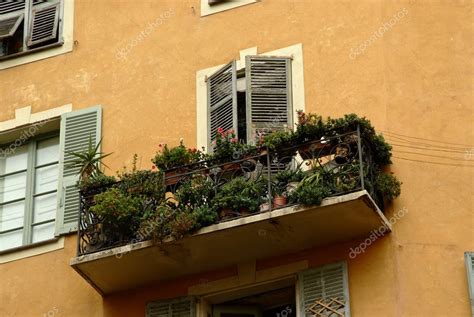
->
71, 190, 391, 295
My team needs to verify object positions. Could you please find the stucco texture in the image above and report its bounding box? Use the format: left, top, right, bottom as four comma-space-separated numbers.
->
0, 0, 472, 316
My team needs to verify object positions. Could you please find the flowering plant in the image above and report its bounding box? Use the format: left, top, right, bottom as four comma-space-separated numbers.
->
211, 128, 253, 162
152, 139, 203, 171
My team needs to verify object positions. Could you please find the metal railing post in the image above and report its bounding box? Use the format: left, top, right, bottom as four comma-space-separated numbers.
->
266, 149, 272, 211
356, 125, 365, 190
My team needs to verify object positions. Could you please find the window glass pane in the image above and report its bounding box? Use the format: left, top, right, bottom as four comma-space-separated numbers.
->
0, 144, 28, 175
33, 192, 56, 223
0, 229, 23, 251
36, 137, 59, 166
32, 222, 55, 243
0, 201, 25, 231
0, 172, 27, 203
35, 164, 58, 194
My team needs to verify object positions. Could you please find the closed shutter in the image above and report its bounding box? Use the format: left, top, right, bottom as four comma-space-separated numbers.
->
207, 60, 238, 151
147, 297, 195, 317
245, 55, 292, 143
27, 0, 60, 46
299, 262, 351, 317
465, 252, 474, 316
55, 106, 102, 236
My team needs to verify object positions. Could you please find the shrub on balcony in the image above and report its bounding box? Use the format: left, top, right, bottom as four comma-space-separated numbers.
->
79, 172, 116, 192
89, 188, 143, 241
152, 139, 203, 171
376, 172, 401, 202
210, 128, 257, 163
212, 176, 266, 216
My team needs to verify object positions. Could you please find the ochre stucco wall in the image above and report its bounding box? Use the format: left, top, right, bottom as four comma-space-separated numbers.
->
0, 1, 472, 316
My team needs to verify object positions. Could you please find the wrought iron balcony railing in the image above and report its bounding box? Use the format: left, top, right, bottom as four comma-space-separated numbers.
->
77, 129, 381, 256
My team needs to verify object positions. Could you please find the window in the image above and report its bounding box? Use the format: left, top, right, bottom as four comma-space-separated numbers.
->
0, 134, 59, 251
0, 105, 102, 253
0, 0, 63, 60
466, 252, 474, 316
207, 56, 293, 150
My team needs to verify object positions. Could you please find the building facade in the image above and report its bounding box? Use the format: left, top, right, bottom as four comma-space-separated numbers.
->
0, 1, 473, 316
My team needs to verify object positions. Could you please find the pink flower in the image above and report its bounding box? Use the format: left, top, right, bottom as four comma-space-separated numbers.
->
217, 127, 224, 134
230, 138, 238, 143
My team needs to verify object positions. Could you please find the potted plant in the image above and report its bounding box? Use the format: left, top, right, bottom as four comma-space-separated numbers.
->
66, 136, 112, 183
272, 182, 288, 208
261, 129, 296, 159
152, 139, 203, 186
275, 165, 306, 195
212, 176, 265, 220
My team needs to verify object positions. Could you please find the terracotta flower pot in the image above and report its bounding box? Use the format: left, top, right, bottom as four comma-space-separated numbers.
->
273, 195, 287, 208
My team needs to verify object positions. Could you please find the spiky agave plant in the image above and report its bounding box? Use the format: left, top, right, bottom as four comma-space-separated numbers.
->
66, 136, 112, 182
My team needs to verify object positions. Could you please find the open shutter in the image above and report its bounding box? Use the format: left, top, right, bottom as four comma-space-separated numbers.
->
147, 297, 195, 317
27, 0, 60, 47
55, 106, 102, 236
0, 1, 26, 15
0, 0, 25, 40
246, 55, 292, 143
465, 252, 474, 316
207, 60, 238, 151
299, 262, 351, 317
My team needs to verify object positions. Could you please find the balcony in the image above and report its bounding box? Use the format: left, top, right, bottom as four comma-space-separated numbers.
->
70, 130, 393, 294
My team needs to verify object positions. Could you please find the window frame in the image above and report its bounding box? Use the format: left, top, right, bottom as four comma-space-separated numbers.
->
0, 130, 60, 251
0, 0, 64, 61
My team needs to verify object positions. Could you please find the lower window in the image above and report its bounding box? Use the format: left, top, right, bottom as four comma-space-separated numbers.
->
0, 133, 59, 251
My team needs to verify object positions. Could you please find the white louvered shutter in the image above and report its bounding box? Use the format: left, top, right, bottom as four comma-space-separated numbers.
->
55, 106, 102, 236
245, 55, 292, 143
147, 298, 195, 317
0, 0, 25, 40
465, 252, 474, 317
27, 0, 60, 46
299, 262, 351, 317
207, 60, 238, 151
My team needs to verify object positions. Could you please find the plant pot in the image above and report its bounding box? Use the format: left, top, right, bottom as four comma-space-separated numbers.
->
164, 168, 188, 186
286, 182, 299, 194
260, 202, 271, 212
273, 195, 287, 208
219, 208, 238, 220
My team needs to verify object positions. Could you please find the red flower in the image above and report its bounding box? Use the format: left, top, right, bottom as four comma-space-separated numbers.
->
152, 165, 156, 170
217, 127, 224, 134
230, 138, 238, 143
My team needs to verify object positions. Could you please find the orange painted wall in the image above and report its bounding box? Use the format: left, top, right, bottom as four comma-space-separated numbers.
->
0, 1, 472, 316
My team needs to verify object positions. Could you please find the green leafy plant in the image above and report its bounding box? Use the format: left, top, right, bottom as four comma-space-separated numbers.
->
292, 167, 332, 206
261, 130, 294, 150
152, 139, 203, 171
210, 128, 255, 163
376, 173, 401, 201
79, 172, 116, 192
89, 188, 142, 240
66, 136, 112, 182
212, 176, 265, 213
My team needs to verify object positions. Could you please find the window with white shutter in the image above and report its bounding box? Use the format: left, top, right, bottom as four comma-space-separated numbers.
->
465, 252, 474, 317
207, 60, 238, 151
206, 56, 293, 149
0, 0, 63, 59
147, 297, 195, 317
298, 262, 351, 317
55, 106, 102, 235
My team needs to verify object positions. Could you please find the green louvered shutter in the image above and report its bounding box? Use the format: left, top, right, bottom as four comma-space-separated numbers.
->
299, 262, 351, 317
207, 60, 238, 152
465, 252, 474, 316
55, 106, 102, 236
147, 297, 195, 317
27, 0, 60, 47
245, 55, 292, 143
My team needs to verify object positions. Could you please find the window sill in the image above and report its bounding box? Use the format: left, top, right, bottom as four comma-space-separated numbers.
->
0, 41, 64, 62
0, 237, 65, 263
201, 0, 257, 17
